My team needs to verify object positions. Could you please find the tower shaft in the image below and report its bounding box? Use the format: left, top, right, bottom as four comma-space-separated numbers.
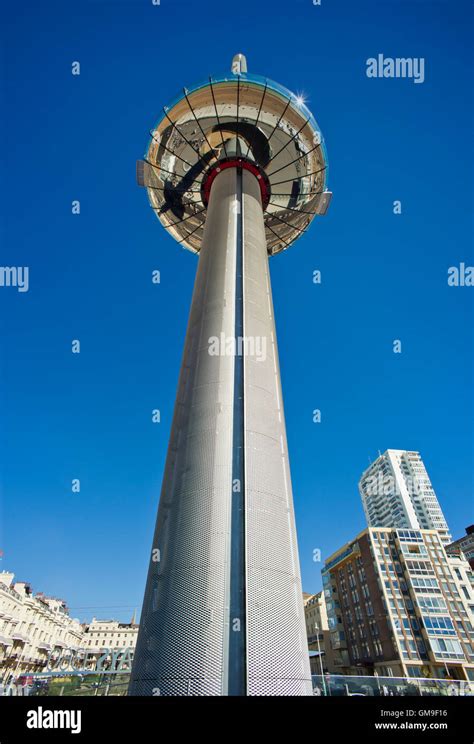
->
129, 167, 311, 696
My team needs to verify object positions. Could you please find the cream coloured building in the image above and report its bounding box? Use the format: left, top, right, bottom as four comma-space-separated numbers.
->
0, 571, 139, 681
81, 618, 138, 672
0, 571, 83, 682
304, 591, 329, 638
303, 591, 337, 674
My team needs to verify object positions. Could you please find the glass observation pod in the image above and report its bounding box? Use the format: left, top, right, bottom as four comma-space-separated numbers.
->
137, 71, 332, 256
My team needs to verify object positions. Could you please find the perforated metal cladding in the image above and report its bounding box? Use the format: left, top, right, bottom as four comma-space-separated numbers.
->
130, 167, 311, 696
242, 170, 312, 695
129, 170, 239, 696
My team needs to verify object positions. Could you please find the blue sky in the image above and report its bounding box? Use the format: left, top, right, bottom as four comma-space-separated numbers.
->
1, 0, 473, 623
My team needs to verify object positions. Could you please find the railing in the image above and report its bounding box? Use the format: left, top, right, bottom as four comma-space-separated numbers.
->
1, 672, 131, 697
311, 674, 474, 696
3, 671, 472, 696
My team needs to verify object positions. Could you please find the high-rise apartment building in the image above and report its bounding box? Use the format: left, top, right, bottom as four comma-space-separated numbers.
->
322, 528, 474, 681
359, 450, 452, 545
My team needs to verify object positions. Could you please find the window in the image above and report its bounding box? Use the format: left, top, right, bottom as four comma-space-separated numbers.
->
392, 618, 404, 636
417, 596, 447, 613
405, 560, 435, 575
423, 616, 456, 636
430, 638, 464, 658
412, 577, 441, 593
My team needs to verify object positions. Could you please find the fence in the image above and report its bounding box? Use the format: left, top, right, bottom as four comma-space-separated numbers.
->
1, 672, 130, 697
2, 671, 473, 696
311, 673, 474, 696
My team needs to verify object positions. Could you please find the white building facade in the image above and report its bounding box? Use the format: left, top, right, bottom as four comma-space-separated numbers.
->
0, 572, 83, 682
359, 450, 452, 545
0, 571, 138, 681
81, 619, 138, 672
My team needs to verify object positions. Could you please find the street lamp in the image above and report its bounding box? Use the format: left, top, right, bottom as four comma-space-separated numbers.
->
314, 622, 327, 696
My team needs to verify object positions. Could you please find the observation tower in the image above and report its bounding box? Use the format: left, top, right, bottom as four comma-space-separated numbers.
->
129, 54, 332, 696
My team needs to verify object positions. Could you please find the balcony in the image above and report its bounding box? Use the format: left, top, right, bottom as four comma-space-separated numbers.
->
11, 633, 29, 643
